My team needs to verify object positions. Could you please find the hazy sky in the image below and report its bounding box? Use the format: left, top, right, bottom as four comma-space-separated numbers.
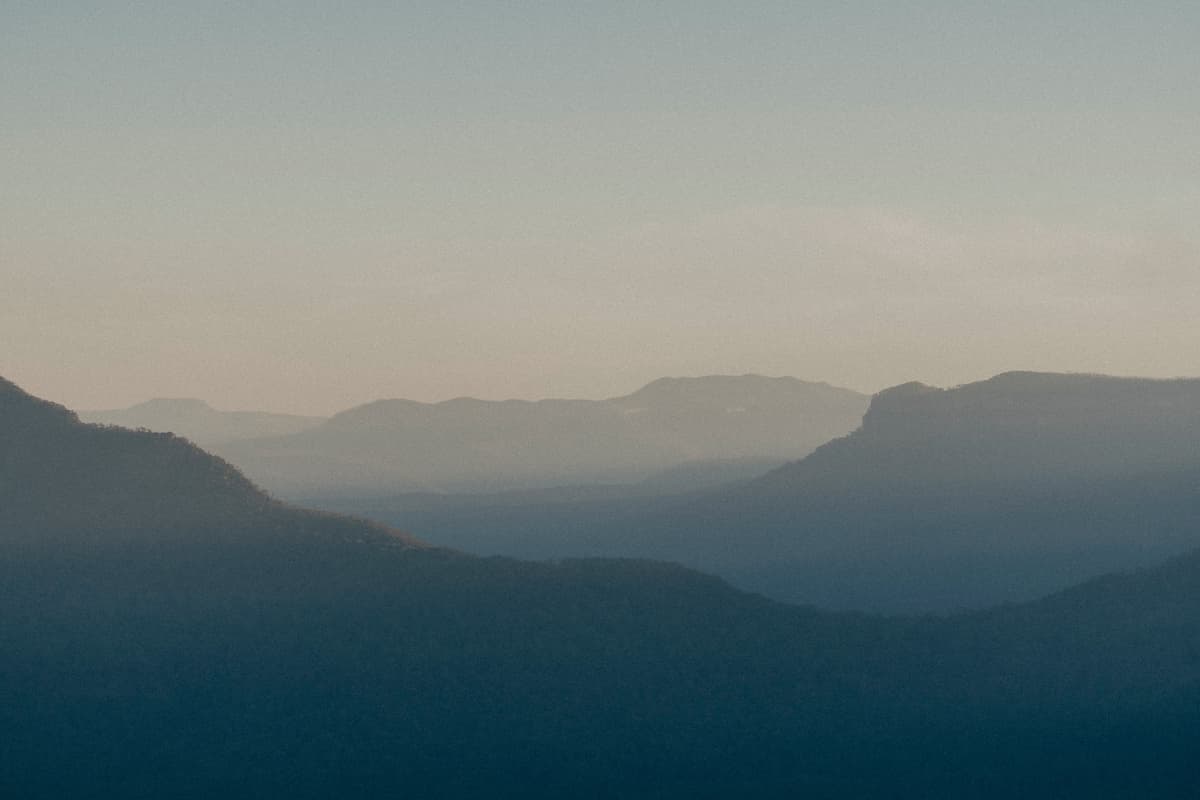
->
4, 2, 1199, 414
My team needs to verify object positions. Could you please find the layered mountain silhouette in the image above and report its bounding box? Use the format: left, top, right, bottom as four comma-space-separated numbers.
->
672, 371, 1200, 611
80, 398, 324, 447
334, 372, 1200, 613
0, 376, 407, 543
3, 374, 1200, 797
209, 374, 867, 496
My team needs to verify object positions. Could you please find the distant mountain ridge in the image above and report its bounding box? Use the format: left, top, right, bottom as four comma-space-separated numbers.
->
214, 374, 869, 497
760, 370, 1200, 491
627, 371, 1200, 610
80, 398, 324, 447
349, 371, 1200, 613
4, 373, 1200, 796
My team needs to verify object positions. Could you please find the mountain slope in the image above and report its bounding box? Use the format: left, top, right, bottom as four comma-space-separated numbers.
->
756, 371, 1200, 492
210, 374, 868, 497
635, 372, 1200, 611
350, 372, 1200, 613
4, 375, 1200, 797
0, 376, 405, 542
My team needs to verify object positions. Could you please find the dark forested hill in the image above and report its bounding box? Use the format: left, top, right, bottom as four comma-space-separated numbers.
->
210, 374, 867, 497
2, 378, 273, 531
0, 376, 407, 542
3, 375, 1200, 798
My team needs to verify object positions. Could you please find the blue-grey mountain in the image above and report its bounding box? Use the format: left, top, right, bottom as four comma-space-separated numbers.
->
336, 372, 1200, 613
212, 374, 868, 496
5, 375, 1200, 797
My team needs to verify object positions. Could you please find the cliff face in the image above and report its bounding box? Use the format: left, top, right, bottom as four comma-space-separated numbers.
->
760, 372, 1200, 493
860, 371, 1200, 438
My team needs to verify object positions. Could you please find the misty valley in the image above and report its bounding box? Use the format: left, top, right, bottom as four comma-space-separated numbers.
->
8, 5, 1200, 795
88, 372, 1200, 613
5, 371, 1200, 797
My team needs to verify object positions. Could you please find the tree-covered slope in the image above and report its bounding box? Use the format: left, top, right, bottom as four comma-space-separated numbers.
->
80, 397, 324, 447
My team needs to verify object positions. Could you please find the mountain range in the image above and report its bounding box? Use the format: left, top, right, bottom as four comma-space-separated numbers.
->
81, 398, 324, 447
325, 371, 1200, 613
5, 374, 1200, 797
187, 374, 867, 496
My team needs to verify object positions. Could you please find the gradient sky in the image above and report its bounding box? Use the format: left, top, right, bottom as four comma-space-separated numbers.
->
4, 2, 1199, 414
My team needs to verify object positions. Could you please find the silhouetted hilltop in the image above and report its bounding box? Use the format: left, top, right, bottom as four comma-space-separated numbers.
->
2, 385, 269, 532
4, 374, 1200, 797
214, 374, 869, 497
0, 375, 77, 428
0, 377, 412, 543
80, 398, 324, 447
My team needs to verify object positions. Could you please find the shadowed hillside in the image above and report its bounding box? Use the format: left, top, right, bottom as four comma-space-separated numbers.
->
0, 376, 406, 543
4, 376, 1200, 797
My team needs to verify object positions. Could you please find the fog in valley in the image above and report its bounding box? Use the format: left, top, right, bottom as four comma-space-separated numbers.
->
6, 3, 1200, 798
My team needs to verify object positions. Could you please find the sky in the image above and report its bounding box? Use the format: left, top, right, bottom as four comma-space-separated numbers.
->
3, 2, 1199, 414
